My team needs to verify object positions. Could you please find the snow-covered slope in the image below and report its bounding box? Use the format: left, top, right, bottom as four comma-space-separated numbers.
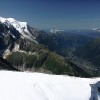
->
0, 17, 37, 43
0, 71, 100, 100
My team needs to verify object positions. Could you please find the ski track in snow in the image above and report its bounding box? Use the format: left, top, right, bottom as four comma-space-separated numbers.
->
0, 71, 99, 100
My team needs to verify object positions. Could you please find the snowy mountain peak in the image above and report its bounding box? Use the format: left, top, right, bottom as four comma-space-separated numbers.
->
0, 17, 28, 33
0, 17, 37, 43
0, 17, 17, 25
7, 18, 17, 22
50, 29, 64, 33
92, 28, 100, 32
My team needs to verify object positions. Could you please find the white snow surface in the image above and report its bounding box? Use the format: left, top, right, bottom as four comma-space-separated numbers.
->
0, 17, 38, 43
0, 71, 100, 100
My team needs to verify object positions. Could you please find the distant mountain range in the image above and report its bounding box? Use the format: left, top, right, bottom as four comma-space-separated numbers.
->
1, 17, 100, 77
0, 17, 90, 77
50, 29, 64, 33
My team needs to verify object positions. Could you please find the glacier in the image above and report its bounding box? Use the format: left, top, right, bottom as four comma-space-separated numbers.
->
0, 17, 38, 43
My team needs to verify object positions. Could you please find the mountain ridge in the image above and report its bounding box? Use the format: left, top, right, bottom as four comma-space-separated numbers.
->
0, 17, 91, 77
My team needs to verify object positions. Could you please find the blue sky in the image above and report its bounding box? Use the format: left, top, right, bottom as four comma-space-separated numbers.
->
0, 0, 100, 30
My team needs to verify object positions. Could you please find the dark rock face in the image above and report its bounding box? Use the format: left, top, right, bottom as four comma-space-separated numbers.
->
0, 57, 18, 71
90, 81, 100, 100
0, 23, 21, 55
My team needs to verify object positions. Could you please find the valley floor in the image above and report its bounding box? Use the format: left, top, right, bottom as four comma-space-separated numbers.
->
0, 71, 100, 100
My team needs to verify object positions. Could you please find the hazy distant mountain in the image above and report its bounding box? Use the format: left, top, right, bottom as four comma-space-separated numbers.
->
50, 29, 64, 33
70, 29, 100, 39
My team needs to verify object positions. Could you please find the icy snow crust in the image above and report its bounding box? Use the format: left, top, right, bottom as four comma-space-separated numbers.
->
0, 71, 100, 100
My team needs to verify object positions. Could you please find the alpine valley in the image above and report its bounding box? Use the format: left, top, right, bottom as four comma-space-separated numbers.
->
0, 17, 90, 77
1, 17, 100, 77
38, 29, 100, 77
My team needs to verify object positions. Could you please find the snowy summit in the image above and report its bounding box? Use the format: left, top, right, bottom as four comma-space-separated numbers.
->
0, 71, 100, 100
50, 29, 64, 33
0, 17, 37, 42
